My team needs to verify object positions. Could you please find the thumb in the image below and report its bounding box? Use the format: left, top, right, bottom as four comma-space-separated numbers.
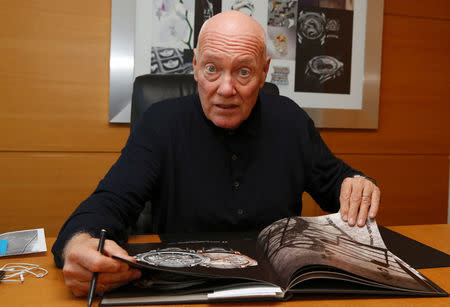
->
102, 240, 136, 263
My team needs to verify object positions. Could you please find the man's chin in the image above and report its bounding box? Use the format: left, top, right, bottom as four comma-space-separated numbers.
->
211, 117, 241, 130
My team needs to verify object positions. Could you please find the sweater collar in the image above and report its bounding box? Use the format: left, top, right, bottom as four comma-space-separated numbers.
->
195, 94, 261, 137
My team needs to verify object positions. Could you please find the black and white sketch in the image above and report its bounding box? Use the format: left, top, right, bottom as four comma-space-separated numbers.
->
305, 55, 344, 84
294, 6, 353, 94
135, 247, 258, 269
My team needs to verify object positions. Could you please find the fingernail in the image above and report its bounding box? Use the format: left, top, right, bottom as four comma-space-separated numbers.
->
358, 219, 364, 226
348, 217, 354, 225
342, 214, 348, 221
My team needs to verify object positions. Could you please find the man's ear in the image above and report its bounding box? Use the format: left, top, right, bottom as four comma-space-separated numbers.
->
260, 56, 271, 87
193, 48, 198, 81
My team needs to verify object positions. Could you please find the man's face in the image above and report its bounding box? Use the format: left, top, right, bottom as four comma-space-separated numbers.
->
193, 34, 270, 130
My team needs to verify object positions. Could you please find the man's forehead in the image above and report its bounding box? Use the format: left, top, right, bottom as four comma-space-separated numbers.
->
199, 50, 258, 65
198, 30, 265, 59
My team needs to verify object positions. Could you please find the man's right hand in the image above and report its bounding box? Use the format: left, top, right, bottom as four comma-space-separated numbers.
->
62, 233, 142, 297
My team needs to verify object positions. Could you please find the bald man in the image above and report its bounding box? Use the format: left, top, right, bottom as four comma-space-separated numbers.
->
53, 11, 380, 296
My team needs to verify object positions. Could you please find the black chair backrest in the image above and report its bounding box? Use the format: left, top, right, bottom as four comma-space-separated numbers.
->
130, 74, 279, 129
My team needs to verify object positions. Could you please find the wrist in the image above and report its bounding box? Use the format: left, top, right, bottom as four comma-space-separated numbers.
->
62, 232, 93, 261
352, 174, 377, 185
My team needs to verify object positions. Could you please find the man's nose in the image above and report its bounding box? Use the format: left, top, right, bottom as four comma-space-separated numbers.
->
217, 74, 236, 97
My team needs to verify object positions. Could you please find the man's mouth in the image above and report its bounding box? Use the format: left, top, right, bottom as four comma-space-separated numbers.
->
216, 104, 238, 110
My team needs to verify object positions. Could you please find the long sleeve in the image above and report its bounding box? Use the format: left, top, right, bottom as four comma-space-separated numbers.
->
51, 112, 164, 268
303, 115, 362, 212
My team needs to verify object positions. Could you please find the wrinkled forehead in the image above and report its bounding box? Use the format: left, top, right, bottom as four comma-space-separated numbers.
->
197, 30, 266, 61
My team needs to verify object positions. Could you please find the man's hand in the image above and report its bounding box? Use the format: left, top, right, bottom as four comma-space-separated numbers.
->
339, 176, 381, 227
62, 233, 142, 297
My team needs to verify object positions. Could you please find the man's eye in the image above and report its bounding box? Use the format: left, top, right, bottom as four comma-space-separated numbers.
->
240, 69, 250, 76
206, 65, 216, 73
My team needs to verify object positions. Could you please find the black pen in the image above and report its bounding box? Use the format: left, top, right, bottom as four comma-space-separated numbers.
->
87, 229, 107, 307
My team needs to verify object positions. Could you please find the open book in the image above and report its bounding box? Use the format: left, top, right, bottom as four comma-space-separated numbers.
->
100, 213, 448, 305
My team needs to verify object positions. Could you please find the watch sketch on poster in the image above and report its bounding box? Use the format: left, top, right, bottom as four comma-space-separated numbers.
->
116, 0, 381, 126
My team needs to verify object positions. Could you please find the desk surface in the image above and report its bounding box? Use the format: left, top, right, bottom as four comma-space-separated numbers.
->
0, 225, 449, 307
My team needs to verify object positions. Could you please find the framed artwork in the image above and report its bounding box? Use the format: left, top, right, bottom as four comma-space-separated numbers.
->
109, 0, 384, 128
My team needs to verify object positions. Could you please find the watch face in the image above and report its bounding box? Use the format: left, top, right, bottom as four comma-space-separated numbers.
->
136, 250, 209, 268
305, 55, 344, 84
158, 48, 175, 58
308, 55, 343, 75
298, 12, 326, 41
162, 59, 180, 70
199, 252, 258, 269
274, 34, 288, 54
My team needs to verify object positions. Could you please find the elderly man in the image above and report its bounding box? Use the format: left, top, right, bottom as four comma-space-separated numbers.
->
52, 11, 380, 296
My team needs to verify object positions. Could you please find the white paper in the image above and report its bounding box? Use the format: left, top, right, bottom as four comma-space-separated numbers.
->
0, 228, 47, 257
207, 285, 282, 298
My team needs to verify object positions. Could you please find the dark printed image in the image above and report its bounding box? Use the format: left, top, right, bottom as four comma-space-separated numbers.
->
135, 247, 258, 269
151, 47, 194, 74
258, 215, 431, 292
294, 6, 353, 94
194, 0, 222, 47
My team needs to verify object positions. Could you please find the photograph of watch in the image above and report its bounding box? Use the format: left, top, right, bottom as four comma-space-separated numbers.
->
197, 248, 258, 269
305, 55, 344, 84
297, 11, 326, 44
135, 248, 209, 268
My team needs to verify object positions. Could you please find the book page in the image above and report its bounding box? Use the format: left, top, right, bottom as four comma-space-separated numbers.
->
121, 237, 282, 292
257, 213, 433, 292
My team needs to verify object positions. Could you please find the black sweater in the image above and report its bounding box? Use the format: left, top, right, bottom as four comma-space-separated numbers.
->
52, 93, 359, 267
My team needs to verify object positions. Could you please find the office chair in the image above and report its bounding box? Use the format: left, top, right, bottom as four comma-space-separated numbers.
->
130, 74, 279, 233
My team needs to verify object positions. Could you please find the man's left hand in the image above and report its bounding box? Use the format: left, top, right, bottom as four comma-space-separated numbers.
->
339, 176, 380, 227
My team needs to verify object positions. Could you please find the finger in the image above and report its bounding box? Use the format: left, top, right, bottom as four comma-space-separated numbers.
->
357, 183, 374, 226
65, 278, 92, 297
96, 278, 139, 295
97, 269, 141, 291
368, 185, 381, 218
97, 268, 142, 285
65, 267, 141, 297
103, 240, 136, 263
63, 257, 94, 282
75, 240, 123, 273
66, 268, 141, 297
348, 178, 364, 226
339, 177, 352, 222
